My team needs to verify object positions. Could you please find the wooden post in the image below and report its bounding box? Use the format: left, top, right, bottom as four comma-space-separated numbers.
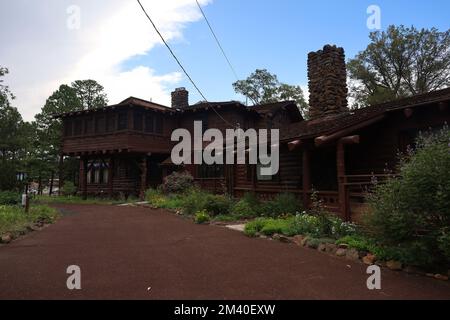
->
337, 141, 347, 220
302, 149, 311, 209
58, 154, 64, 196
336, 135, 360, 221
108, 157, 114, 198
139, 156, 148, 200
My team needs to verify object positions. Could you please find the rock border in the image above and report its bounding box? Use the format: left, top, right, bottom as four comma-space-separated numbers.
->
0, 220, 50, 245
258, 233, 449, 282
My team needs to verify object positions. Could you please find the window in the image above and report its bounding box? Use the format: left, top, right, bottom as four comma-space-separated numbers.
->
73, 120, 82, 136
145, 114, 154, 133
87, 159, 110, 185
64, 121, 73, 136
95, 116, 106, 133
118, 112, 128, 130
85, 117, 93, 134
198, 164, 224, 179
133, 111, 143, 131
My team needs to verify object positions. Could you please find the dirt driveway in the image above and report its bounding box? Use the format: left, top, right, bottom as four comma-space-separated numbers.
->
0, 204, 449, 299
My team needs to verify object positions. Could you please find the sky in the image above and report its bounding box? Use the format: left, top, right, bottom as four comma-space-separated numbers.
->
1, 0, 449, 121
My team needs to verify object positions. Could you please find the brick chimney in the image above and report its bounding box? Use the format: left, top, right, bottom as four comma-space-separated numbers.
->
307, 45, 348, 119
171, 87, 189, 109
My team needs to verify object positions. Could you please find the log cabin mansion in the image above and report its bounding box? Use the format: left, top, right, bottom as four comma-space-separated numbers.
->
58, 45, 450, 221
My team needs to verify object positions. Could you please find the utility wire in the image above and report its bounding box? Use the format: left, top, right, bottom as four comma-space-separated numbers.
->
136, 0, 236, 128
195, 0, 257, 106
195, 0, 239, 81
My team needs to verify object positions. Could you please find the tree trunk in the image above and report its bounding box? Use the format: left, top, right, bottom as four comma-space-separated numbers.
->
49, 171, 55, 196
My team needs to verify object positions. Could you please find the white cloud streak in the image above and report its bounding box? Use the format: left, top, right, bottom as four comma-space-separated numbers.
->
0, 0, 210, 121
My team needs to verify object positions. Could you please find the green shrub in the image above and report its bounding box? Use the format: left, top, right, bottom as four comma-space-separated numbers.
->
244, 218, 269, 237
213, 214, 239, 222
180, 188, 208, 216
62, 181, 77, 196
260, 193, 301, 217
162, 171, 194, 194
365, 126, 450, 268
0, 191, 20, 205
204, 194, 232, 216
145, 188, 167, 208
194, 210, 210, 224
0, 205, 58, 236
232, 199, 257, 218
260, 218, 292, 236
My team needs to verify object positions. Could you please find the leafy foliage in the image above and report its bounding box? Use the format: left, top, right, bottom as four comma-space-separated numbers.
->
348, 25, 450, 107
204, 194, 232, 216
62, 181, 77, 196
364, 126, 450, 268
0, 205, 59, 236
0, 191, 20, 205
260, 193, 301, 217
194, 210, 210, 224
161, 171, 194, 194
232, 69, 308, 115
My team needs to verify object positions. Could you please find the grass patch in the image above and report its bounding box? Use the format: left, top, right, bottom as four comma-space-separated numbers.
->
32, 195, 137, 205
0, 205, 59, 237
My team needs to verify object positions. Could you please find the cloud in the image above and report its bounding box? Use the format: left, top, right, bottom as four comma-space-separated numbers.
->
0, 0, 210, 121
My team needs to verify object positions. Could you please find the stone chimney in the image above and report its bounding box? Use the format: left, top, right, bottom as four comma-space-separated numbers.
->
307, 45, 348, 119
171, 87, 189, 109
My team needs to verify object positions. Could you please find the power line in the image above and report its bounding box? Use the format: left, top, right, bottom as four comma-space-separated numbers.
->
195, 1, 256, 106
195, 0, 239, 81
136, 0, 236, 128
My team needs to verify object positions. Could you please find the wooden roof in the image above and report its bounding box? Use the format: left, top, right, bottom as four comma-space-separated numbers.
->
281, 87, 450, 141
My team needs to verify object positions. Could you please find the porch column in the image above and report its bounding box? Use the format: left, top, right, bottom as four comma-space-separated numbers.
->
336, 135, 360, 221
108, 157, 114, 197
302, 149, 311, 209
139, 156, 148, 200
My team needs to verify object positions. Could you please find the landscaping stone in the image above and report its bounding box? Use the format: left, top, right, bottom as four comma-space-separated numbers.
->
1, 233, 12, 244
301, 237, 309, 247
362, 254, 376, 265
317, 243, 327, 252
346, 248, 360, 261
306, 239, 320, 249
325, 243, 338, 254
338, 243, 349, 249
278, 235, 292, 243
336, 248, 347, 257
386, 260, 403, 271
434, 274, 448, 281
375, 260, 386, 267
425, 273, 435, 278
272, 234, 281, 241
292, 235, 305, 246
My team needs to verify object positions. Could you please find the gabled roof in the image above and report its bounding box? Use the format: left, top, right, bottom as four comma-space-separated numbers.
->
119, 97, 174, 112
281, 87, 450, 141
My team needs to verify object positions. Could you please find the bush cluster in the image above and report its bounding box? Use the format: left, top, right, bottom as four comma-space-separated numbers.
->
0, 191, 20, 205
364, 126, 450, 269
244, 213, 357, 239
161, 171, 194, 194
